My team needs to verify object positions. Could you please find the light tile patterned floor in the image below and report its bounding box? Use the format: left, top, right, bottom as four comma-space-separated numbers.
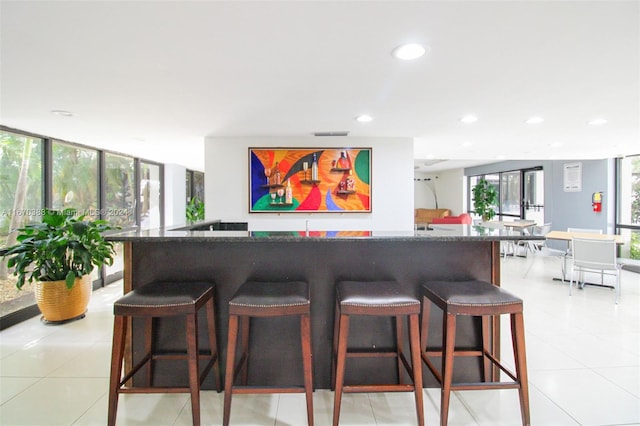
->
1, 255, 639, 425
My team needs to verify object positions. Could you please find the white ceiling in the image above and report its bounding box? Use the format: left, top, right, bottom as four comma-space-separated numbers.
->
1, 1, 638, 172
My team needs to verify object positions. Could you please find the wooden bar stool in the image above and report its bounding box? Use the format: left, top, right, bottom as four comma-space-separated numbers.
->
223, 280, 314, 426
332, 280, 424, 426
420, 280, 530, 426
108, 281, 221, 426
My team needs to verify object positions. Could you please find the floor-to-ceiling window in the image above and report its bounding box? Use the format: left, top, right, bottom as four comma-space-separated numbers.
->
616, 155, 640, 260
0, 126, 167, 329
51, 142, 100, 285
469, 167, 544, 222
0, 131, 43, 319
51, 142, 98, 211
500, 171, 520, 218
140, 161, 162, 230
104, 153, 136, 282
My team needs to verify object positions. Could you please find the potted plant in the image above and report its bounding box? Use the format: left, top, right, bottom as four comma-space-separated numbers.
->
472, 178, 498, 222
186, 196, 205, 223
1, 209, 117, 323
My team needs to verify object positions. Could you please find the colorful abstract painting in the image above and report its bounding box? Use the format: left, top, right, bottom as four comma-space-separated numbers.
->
249, 148, 371, 213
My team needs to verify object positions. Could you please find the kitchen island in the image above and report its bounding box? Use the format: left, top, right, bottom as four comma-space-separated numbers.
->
107, 224, 539, 389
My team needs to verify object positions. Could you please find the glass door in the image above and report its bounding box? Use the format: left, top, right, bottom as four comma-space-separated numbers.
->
500, 171, 521, 219
523, 169, 544, 223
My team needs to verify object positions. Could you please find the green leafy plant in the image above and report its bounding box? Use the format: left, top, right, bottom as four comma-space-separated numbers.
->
472, 178, 498, 222
186, 196, 204, 223
1, 209, 117, 290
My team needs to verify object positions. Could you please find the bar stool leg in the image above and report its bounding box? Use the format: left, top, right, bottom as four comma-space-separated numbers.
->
205, 297, 222, 392
301, 313, 314, 426
240, 316, 250, 385
408, 313, 425, 426
441, 313, 457, 426
481, 316, 492, 382
144, 317, 153, 386
108, 315, 127, 426
420, 297, 432, 360
330, 300, 340, 391
223, 314, 239, 426
332, 313, 350, 426
511, 312, 531, 426
186, 313, 201, 426
395, 316, 404, 384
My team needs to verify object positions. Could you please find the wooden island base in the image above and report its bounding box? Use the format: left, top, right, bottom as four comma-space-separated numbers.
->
108, 227, 530, 390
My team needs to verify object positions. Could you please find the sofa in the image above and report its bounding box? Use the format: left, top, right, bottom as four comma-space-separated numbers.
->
414, 208, 451, 227
431, 213, 472, 225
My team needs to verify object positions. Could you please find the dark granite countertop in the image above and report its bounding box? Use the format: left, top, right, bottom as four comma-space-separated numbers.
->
106, 223, 544, 243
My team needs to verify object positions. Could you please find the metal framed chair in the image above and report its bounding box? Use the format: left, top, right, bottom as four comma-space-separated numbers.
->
569, 237, 622, 303
567, 227, 603, 234
515, 223, 551, 257
566, 228, 604, 283
522, 224, 568, 279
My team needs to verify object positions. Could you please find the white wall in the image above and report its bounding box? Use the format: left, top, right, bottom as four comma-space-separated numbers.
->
204, 136, 414, 231
164, 163, 186, 226
413, 168, 466, 214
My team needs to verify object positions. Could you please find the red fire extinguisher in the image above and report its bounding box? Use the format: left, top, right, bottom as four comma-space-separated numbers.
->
592, 192, 603, 212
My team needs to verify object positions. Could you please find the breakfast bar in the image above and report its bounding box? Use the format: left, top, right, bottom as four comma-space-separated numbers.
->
107, 224, 538, 390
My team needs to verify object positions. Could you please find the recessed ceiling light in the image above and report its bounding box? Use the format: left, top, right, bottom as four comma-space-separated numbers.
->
461, 141, 473, 148
549, 142, 563, 148
460, 115, 478, 124
588, 118, 608, 126
355, 114, 373, 123
51, 109, 73, 117
392, 43, 428, 60
525, 116, 544, 125
496, 155, 506, 160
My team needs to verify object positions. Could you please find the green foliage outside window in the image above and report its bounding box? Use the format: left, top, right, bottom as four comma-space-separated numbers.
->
186, 196, 204, 223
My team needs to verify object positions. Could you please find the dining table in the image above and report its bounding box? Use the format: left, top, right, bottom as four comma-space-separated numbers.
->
545, 230, 623, 288
486, 220, 537, 256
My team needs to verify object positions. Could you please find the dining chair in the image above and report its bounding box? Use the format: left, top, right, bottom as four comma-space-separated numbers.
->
567, 228, 603, 234
569, 237, 622, 303
515, 222, 550, 257
566, 228, 604, 283
522, 224, 569, 279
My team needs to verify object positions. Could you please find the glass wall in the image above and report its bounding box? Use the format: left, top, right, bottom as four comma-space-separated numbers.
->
104, 153, 136, 228
616, 155, 640, 260
0, 126, 168, 328
104, 153, 136, 279
469, 173, 499, 221
469, 168, 544, 222
193, 171, 205, 200
52, 142, 98, 212
140, 161, 162, 230
500, 171, 520, 218
0, 131, 43, 317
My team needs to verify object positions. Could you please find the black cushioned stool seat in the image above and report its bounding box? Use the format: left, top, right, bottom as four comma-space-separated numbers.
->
223, 281, 313, 426
421, 280, 530, 426
108, 281, 221, 426
332, 281, 424, 426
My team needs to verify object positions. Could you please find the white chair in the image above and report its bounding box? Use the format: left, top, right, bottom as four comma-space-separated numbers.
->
567, 228, 603, 234
569, 237, 622, 303
516, 223, 551, 257
566, 228, 604, 282
523, 224, 568, 278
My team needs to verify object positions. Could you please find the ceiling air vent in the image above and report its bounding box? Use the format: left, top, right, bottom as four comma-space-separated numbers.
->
313, 131, 349, 137
422, 159, 446, 167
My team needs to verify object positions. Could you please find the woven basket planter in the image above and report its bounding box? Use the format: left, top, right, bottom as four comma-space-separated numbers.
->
34, 275, 92, 323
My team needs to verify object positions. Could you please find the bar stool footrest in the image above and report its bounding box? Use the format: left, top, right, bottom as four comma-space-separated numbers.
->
119, 386, 194, 394
451, 382, 521, 391
231, 386, 308, 394
344, 384, 416, 393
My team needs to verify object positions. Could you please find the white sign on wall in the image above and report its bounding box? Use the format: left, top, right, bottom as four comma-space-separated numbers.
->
563, 162, 582, 192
